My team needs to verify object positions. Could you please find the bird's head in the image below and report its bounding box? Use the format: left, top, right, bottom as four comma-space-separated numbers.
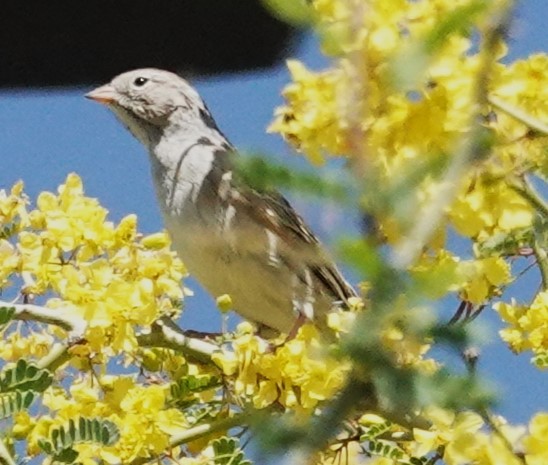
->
86, 68, 218, 146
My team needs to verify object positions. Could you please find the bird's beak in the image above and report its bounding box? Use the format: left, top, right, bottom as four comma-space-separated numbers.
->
85, 84, 118, 104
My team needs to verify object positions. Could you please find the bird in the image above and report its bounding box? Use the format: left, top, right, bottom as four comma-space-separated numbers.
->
85, 68, 356, 338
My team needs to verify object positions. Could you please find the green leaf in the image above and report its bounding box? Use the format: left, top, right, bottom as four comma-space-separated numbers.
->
170, 375, 221, 402
0, 391, 35, 419
38, 439, 52, 455
0, 360, 53, 393
53, 448, 79, 464
367, 439, 406, 460
359, 420, 392, 441
338, 238, 385, 279
38, 417, 120, 459
212, 436, 252, 465
0, 306, 15, 326
234, 154, 351, 204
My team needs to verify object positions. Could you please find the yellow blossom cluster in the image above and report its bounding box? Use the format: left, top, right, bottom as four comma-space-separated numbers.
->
354, 409, 548, 465
495, 291, 548, 367
0, 174, 186, 354
269, 0, 547, 371
270, 0, 487, 164
412, 250, 512, 303
270, 0, 546, 243
270, 61, 350, 164
0, 331, 54, 361
17, 377, 188, 464
213, 323, 349, 411
408, 408, 548, 465
490, 54, 548, 178
309, 408, 548, 465
0, 181, 29, 287
449, 178, 535, 241
0, 176, 213, 462
214, 305, 442, 414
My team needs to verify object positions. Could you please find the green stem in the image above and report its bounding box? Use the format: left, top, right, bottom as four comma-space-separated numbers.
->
533, 240, 548, 291
508, 176, 548, 289
170, 414, 248, 448
480, 409, 526, 465
0, 438, 16, 465
488, 95, 548, 136
131, 413, 250, 465
37, 343, 71, 371
136, 317, 218, 363
508, 176, 548, 219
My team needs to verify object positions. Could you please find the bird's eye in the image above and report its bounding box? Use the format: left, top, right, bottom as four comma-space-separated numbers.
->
133, 77, 149, 87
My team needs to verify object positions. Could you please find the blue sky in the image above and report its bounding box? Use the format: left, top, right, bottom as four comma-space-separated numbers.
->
0, 2, 545, 425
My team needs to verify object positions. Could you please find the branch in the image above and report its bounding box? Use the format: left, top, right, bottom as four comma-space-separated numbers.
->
170, 413, 248, 449
533, 240, 548, 291
130, 413, 250, 465
488, 95, 548, 136
0, 438, 16, 465
7, 301, 87, 337
480, 409, 526, 465
7, 300, 219, 365
5, 300, 87, 370
136, 317, 219, 363
508, 176, 548, 219
37, 344, 71, 371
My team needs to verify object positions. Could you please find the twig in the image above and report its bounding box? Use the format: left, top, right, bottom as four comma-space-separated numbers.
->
37, 343, 71, 371
533, 240, 548, 291
0, 438, 16, 465
508, 176, 548, 219
6, 298, 220, 366
6, 300, 87, 337
480, 409, 526, 465
130, 413, 250, 465
488, 95, 548, 136
136, 317, 219, 363
171, 413, 248, 448
507, 175, 548, 289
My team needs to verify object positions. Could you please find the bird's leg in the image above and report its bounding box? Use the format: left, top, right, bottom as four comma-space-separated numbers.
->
285, 312, 309, 341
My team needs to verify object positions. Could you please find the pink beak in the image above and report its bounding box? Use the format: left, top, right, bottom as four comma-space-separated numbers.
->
85, 84, 118, 104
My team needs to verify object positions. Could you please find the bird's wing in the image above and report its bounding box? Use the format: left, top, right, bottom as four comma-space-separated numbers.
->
231, 187, 357, 304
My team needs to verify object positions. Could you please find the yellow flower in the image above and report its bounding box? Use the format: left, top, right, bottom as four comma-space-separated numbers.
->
269, 60, 349, 164
216, 293, 233, 313
495, 292, 548, 366
450, 179, 534, 240
12, 411, 35, 439
413, 407, 484, 459
141, 231, 171, 249
0, 331, 54, 361
0, 180, 29, 230
524, 413, 548, 465
215, 324, 349, 411
458, 256, 511, 304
